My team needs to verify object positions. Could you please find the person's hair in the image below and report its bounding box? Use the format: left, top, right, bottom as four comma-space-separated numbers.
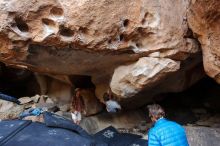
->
147, 104, 165, 120
103, 92, 110, 102
75, 88, 80, 92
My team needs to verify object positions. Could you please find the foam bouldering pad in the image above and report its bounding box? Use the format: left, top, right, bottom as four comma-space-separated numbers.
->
2, 122, 93, 146
0, 113, 146, 146
43, 112, 91, 138
43, 112, 107, 146
0, 120, 31, 146
0, 93, 20, 104
94, 126, 146, 146
94, 126, 120, 144
129, 138, 148, 146
110, 133, 142, 146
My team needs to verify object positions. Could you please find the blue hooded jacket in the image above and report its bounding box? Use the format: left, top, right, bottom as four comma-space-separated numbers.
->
148, 118, 189, 146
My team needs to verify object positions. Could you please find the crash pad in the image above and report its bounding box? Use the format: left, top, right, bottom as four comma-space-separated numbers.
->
0, 120, 31, 146
0, 112, 146, 146
94, 126, 120, 144
129, 138, 148, 146
94, 126, 146, 146
2, 122, 93, 146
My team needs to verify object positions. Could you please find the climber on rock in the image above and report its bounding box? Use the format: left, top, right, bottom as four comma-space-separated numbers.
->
71, 88, 85, 125
103, 89, 121, 113
147, 104, 189, 146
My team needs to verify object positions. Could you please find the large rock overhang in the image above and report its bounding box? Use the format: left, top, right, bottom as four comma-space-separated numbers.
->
0, 0, 212, 107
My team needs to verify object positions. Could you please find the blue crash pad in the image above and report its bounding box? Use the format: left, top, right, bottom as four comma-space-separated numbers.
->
0, 92, 20, 104
0, 112, 147, 146
43, 112, 91, 138
94, 126, 146, 146
0, 120, 31, 145
94, 126, 120, 144
129, 138, 148, 146
110, 133, 142, 146
0, 112, 107, 146
2, 122, 93, 146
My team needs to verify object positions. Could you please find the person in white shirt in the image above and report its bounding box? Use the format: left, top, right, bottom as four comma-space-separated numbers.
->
103, 89, 121, 113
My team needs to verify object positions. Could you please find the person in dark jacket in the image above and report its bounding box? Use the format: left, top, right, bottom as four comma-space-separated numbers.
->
147, 104, 189, 146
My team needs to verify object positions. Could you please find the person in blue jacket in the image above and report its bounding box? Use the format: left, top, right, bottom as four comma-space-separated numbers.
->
147, 104, 189, 146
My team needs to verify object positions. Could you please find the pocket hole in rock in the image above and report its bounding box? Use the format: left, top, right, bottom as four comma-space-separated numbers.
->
42, 18, 56, 27
14, 16, 29, 32
119, 34, 124, 41
141, 19, 146, 25
79, 27, 89, 34
136, 43, 141, 48
50, 7, 64, 17
141, 12, 149, 25
108, 40, 112, 44
123, 19, 129, 27
59, 27, 74, 37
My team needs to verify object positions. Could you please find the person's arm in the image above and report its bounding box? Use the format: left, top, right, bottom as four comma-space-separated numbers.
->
110, 100, 121, 110
79, 95, 85, 112
109, 89, 112, 99
71, 95, 77, 112
116, 101, 121, 109
148, 129, 160, 146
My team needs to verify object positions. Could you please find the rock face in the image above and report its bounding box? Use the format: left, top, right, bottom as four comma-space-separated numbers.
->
0, 0, 210, 107
187, 0, 220, 83
110, 57, 180, 98
0, 99, 24, 120
0, 63, 40, 97
80, 109, 147, 134
186, 126, 220, 146
79, 88, 103, 116
34, 74, 103, 115
0, 0, 196, 73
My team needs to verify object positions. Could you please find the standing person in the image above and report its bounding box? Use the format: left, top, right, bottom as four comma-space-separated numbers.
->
71, 88, 85, 125
103, 89, 121, 113
147, 104, 189, 146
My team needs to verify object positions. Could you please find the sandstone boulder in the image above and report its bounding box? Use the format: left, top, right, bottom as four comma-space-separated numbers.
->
18, 96, 33, 104
110, 57, 180, 98
0, 99, 24, 120
78, 88, 103, 116
80, 109, 147, 134
186, 126, 220, 146
0, 0, 206, 105
188, 0, 220, 83
0, 0, 197, 76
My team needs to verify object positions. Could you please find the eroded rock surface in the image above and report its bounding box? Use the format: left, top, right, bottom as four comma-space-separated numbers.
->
80, 109, 147, 134
111, 57, 180, 98
188, 0, 220, 83
0, 0, 209, 107
186, 126, 220, 146
0, 99, 24, 120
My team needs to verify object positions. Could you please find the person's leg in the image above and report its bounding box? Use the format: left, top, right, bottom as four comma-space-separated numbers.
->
71, 111, 77, 124
76, 111, 82, 125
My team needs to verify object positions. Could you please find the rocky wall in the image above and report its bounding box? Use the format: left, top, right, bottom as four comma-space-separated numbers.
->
1, 0, 217, 108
